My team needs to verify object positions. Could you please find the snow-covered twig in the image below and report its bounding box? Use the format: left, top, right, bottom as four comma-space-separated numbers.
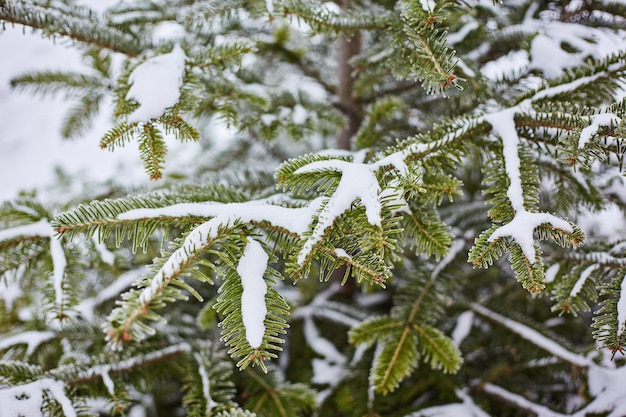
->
471, 304, 592, 368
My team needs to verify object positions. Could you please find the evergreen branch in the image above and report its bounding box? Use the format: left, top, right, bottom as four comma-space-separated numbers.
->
183, 348, 237, 417
411, 324, 461, 373
238, 365, 316, 416
0, 1, 144, 56
10, 71, 105, 98
215, 239, 290, 371
351, 239, 465, 393
280, 1, 391, 33
472, 304, 592, 367
481, 383, 566, 417
0, 360, 44, 385
401, 204, 452, 260
99, 122, 139, 151
61, 94, 102, 139
190, 42, 255, 69
592, 272, 626, 353
106, 221, 241, 343
137, 123, 167, 180
372, 326, 420, 395
62, 343, 191, 386
247, 369, 288, 417
160, 115, 201, 142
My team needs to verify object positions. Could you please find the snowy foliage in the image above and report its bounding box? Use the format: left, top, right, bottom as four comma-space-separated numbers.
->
3, 0, 626, 416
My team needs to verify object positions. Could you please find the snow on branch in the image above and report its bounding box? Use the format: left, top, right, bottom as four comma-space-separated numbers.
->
193, 352, 218, 414
0, 219, 51, 242
126, 45, 186, 124
117, 199, 322, 236
118, 200, 320, 307
0, 331, 56, 356
237, 238, 269, 349
472, 304, 592, 368
407, 388, 490, 417
617, 274, 626, 337
73, 343, 191, 386
0, 219, 68, 314
482, 106, 573, 263
579, 113, 621, 149
75, 268, 144, 321
293, 160, 381, 264
0, 378, 77, 417
482, 383, 565, 417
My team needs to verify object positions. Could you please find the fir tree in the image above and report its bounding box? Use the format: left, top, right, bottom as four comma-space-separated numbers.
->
3, 0, 626, 416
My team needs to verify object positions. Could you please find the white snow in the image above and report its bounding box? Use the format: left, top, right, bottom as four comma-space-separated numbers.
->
294, 160, 381, 264
451, 311, 474, 346
76, 268, 143, 321
616, 274, 626, 337
545, 263, 560, 284
49, 236, 68, 310
193, 353, 218, 413
482, 106, 573, 263
569, 265, 598, 297
236, 238, 268, 349
579, 113, 621, 149
77, 344, 191, 383
483, 383, 564, 417
128, 198, 323, 309
99, 365, 115, 396
126, 45, 186, 123
488, 211, 573, 264
0, 219, 52, 242
0, 219, 69, 313
334, 248, 352, 260
484, 108, 525, 212
0, 378, 77, 417
93, 237, 116, 265
151, 21, 186, 44
419, 0, 435, 13
447, 21, 480, 46
0, 331, 55, 356
409, 391, 490, 417
118, 199, 322, 237
472, 304, 592, 368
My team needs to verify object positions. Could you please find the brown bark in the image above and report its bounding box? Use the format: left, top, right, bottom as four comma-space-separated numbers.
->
336, 31, 362, 151
333, 22, 363, 298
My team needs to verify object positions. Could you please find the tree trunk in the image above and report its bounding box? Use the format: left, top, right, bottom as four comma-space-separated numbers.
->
336, 31, 362, 151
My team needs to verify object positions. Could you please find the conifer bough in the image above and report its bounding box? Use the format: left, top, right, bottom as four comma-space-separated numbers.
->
3, 0, 626, 416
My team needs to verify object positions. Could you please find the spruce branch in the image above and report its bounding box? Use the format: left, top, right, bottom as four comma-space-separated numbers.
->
0, 0, 144, 56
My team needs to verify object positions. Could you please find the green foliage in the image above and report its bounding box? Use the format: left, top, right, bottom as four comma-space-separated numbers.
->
5, 0, 626, 416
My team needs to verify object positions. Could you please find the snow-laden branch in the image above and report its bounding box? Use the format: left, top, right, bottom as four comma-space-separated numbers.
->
193, 353, 218, 415
116, 199, 323, 316
472, 304, 592, 368
0, 219, 67, 314
579, 113, 621, 149
408, 388, 490, 417
483, 383, 565, 417
0, 219, 51, 242
75, 268, 144, 321
294, 160, 381, 264
476, 69, 620, 265
474, 304, 626, 416
617, 274, 626, 337
508, 2, 626, 79
0, 331, 56, 356
126, 45, 186, 124
570, 265, 599, 297
237, 238, 268, 349
73, 343, 191, 386
0, 378, 77, 417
